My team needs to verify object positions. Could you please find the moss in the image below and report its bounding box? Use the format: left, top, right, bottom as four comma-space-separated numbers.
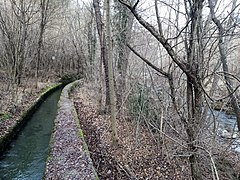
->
0, 83, 64, 156
45, 80, 99, 180
71, 91, 99, 180
0, 113, 11, 122
46, 154, 52, 162
73, 107, 99, 180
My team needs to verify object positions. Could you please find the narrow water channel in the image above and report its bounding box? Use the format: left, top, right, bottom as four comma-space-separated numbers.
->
0, 89, 62, 180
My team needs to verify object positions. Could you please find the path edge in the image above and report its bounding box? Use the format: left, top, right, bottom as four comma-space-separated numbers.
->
44, 80, 99, 180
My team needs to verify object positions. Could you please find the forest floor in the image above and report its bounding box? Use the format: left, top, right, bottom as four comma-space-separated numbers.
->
73, 83, 191, 179
73, 82, 240, 180
1, 79, 240, 179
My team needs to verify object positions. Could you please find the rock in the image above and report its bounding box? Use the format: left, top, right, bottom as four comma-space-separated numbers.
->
220, 129, 238, 139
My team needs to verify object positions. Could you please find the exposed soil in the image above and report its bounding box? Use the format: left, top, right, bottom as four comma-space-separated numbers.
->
73, 83, 191, 180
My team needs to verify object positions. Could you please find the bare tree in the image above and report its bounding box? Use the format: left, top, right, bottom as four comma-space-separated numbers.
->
93, 0, 118, 145
0, 0, 38, 86
113, 0, 134, 115
105, 0, 118, 146
93, 0, 110, 111
208, 0, 240, 131
118, 0, 207, 179
35, 0, 50, 88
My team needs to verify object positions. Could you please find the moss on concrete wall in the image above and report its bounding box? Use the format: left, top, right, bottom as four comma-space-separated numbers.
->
0, 83, 64, 155
45, 80, 98, 180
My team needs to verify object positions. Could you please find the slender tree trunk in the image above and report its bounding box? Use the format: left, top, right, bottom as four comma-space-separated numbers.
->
35, 0, 49, 88
105, 0, 118, 146
87, 9, 96, 79
35, 22, 44, 88
115, 1, 134, 115
93, 0, 110, 112
17, 0, 28, 86
208, 0, 240, 131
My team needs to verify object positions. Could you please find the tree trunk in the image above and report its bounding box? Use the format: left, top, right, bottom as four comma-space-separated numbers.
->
114, 0, 134, 115
208, 0, 240, 131
35, 18, 44, 88
93, 0, 110, 111
118, 0, 205, 178
105, 0, 118, 146
35, 0, 50, 88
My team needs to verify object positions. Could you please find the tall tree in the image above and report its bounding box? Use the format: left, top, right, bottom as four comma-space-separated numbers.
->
93, 0, 118, 145
105, 0, 118, 146
0, 0, 37, 86
119, 0, 206, 179
87, 7, 96, 79
208, 0, 240, 132
35, 0, 50, 88
93, 0, 110, 111
113, 0, 134, 114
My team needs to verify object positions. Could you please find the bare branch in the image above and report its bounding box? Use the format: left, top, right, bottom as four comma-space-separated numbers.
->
127, 44, 169, 78
118, 0, 190, 78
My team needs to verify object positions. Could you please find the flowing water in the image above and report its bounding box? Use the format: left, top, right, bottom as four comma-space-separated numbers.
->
211, 110, 240, 153
0, 89, 61, 180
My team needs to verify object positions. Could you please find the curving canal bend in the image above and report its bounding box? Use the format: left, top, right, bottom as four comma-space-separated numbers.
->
0, 89, 62, 179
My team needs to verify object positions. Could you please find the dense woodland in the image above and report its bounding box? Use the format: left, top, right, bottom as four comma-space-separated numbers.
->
0, 0, 240, 179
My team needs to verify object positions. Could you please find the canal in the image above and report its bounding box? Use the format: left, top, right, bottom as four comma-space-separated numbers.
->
0, 89, 61, 179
